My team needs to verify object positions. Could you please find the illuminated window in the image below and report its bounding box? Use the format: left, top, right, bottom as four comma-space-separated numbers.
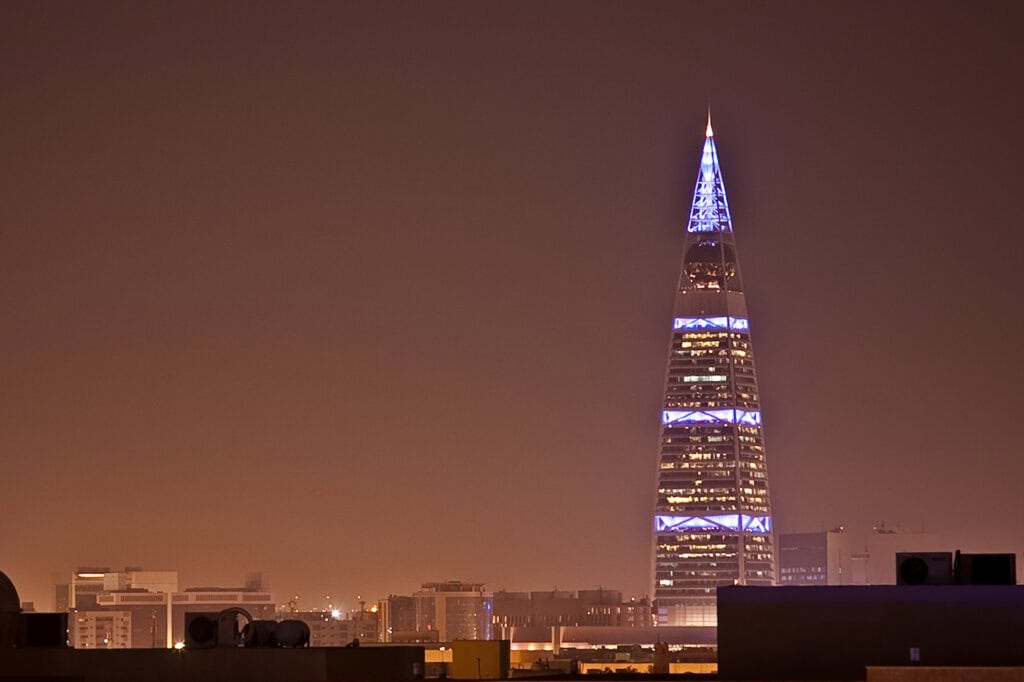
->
682, 375, 727, 383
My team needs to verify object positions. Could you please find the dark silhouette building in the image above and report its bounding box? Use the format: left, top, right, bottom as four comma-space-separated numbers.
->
717, 584, 1024, 680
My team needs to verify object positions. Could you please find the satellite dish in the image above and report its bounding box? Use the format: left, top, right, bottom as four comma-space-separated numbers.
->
242, 620, 279, 648
185, 607, 255, 648
185, 614, 218, 649
896, 552, 953, 585
898, 556, 929, 585
217, 607, 254, 647
276, 619, 310, 648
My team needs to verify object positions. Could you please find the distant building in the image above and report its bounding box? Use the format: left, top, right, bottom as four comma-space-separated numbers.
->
67, 568, 178, 611
346, 603, 380, 642
778, 528, 941, 585
70, 610, 132, 649
95, 591, 170, 649
60, 568, 273, 648
491, 592, 530, 629
64, 568, 178, 608
492, 589, 651, 634
579, 590, 651, 627
68, 568, 111, 611
286, 611, 348, 647
381, 595, 434, 643
718, 584, 1024, 680
412, 581, 492, 641
528, 590, 578, 627
65, 568, 178, 648
54, 584, 69, 612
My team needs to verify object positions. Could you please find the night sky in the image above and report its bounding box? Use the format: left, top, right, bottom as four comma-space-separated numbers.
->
3, 2, 1023, 611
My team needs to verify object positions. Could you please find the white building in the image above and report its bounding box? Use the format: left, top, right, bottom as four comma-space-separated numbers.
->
779, 528, 942, 585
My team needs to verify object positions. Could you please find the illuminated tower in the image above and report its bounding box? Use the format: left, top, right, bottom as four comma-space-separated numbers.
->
652, 116, 775, 627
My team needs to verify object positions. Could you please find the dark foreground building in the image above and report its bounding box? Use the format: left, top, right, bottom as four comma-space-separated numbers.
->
653, 117, 776, 626
0, 647, 425, 682
1, 568, 425, 682
718, 584, 1024, 680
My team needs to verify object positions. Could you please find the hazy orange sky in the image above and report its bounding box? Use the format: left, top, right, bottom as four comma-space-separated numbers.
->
3, 1, 1023, 610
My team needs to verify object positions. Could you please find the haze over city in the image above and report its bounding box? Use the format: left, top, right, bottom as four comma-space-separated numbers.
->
3, 1, 1023, 612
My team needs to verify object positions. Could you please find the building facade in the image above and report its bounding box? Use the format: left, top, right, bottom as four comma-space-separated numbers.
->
285, 611, 348, 647
652, 118, 776, 626
65, 568, 178, 612
380, 595, 423, 642
94, 591, 171, 649
64, 568, 178, 648
70, 610, 131, 649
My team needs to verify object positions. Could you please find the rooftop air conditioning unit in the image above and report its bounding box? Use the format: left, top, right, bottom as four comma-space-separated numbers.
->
955, 551, 1017, 585
896, 552, 953, 585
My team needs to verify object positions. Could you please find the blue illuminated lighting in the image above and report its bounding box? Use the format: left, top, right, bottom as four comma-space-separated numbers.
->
655, 514, 772, 534
674, 317, 748, 332
686, 133, 733, 233
744, 516, 771, 533
662, 409, 761, 426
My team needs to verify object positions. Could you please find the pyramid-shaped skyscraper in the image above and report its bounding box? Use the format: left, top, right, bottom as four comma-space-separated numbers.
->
652, 117, 776, 627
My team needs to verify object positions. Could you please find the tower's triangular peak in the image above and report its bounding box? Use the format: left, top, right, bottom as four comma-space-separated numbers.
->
706, 110, 714, 138
687, 117, 732, 233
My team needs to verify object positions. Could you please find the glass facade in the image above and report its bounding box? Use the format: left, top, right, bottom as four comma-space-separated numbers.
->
653, 120, 776, 626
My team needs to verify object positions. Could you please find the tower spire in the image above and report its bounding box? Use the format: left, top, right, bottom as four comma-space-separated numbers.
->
688, 116, 732, 234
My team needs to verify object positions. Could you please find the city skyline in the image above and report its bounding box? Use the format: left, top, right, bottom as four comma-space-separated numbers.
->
3, 2, 1023, 611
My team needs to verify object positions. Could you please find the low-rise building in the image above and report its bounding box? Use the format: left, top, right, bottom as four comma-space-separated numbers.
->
412, 581, 492, 641
70, 610, 131, 649
283, 605, 380, 646
59, 568, 272, 648
171, 584, 274, 645
381, 595, 420, 642
65, 568, 179, 648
